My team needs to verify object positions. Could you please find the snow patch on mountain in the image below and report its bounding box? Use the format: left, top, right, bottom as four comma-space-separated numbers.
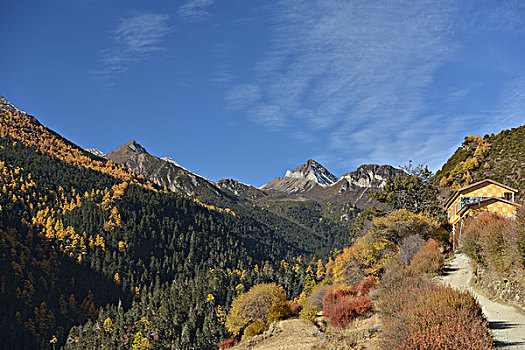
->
87, 149, 106, 157
161, 157, 181, 167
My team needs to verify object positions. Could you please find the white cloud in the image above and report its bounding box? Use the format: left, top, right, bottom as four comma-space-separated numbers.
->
179, 0, 216, 21
90, 13, 171, 87
249, 105, 286, 129
227, 0, 525, 173
226, 84, 261, 110
492, 73, 525, 128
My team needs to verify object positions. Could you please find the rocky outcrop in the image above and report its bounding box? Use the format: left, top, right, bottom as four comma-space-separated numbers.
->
216, 178, 266, 200
105, 141, 232, 201
261, 159, 338, 194
261, 161, 404, 208
339, 164, 403, 189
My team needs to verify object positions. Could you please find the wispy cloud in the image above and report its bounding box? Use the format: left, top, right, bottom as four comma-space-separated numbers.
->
226, 84, 261, 110
491, 73, 525, 129
179, 0, 216, 21
249, 105, 286, 129
226, 0, 525, 172
90, 13, 171, 87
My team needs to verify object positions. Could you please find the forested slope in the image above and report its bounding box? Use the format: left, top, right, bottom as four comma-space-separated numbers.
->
435, 125, 525, 200
0, 99, 334, 349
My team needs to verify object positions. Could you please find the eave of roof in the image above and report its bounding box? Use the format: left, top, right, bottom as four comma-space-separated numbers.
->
444, 179, 518, 209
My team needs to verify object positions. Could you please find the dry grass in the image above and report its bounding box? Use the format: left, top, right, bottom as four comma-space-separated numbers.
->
230, 314, 381, 350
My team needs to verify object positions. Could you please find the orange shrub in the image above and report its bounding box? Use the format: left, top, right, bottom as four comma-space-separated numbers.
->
379, 269, 492, 350
287, 301, 302, 315
218, 338, 237, 349
463, 212, 512, 272
322, 277, 376, 328
408, 238, 444, 275
353, 276, 377, 296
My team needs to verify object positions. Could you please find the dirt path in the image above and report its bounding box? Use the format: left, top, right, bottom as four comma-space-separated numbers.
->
440, 253, 525, 349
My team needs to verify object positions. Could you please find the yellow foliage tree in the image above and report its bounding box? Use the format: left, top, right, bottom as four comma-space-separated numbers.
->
331, 209, 439, 285
225, 283, 289, 336
103, 317, 114, 333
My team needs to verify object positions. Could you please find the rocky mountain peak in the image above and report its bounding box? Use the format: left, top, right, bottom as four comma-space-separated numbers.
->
123, 140, 148, 154
285, 159, 338, 186
339, 164, 405, 188
105, 140, 149, 165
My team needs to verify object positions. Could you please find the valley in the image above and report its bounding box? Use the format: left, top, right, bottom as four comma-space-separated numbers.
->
1, 95, 524, 350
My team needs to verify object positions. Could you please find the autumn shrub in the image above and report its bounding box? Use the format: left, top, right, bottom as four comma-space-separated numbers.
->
408, 238, 444, 275
379, 265, 492, 349
287, 301, 302, 315
368, 209, 438, 245
218, 337, 238, 350
323, 290, 373, 328
307, 283, 330, 309
462, 215, 485, 264
330, 233, 397, 285
398, 234, 424, 265
508, 206, 525, 269
352, 276, 377, 296
322, 277, 376, 328
299, 305, 320, 324
463, 212, 512, 272
225, 283, 289, 336
462, 209, 525, 309
242, 320, 265, 340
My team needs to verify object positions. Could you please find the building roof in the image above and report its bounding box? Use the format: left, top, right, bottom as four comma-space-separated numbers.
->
444, 179, 518, 209
456, 196, 521, 217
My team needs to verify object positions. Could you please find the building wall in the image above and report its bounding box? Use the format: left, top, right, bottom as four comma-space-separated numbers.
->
464, 183, 513, 198
448, 198, 462, 224
446, 183, 515, 224
467, 201, 518, 219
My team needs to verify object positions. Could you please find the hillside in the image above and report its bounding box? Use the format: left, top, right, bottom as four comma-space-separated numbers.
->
435, 125, 525, 201
0, 96, 338, 349
100, 143, 362, 249
105, 140, 239, 204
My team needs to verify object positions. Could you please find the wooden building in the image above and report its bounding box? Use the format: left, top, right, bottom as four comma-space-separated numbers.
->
444, 179, 520, 249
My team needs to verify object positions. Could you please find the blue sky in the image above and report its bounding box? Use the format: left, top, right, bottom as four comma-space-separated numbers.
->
2, 0, 525, 187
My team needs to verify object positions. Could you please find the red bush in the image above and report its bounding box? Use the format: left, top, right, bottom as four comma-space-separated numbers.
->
379, 268, 493, 350
287, 301, 302, 315
218, 337, 238, 350
353, 276, 377, 296
322, 279, 375, 328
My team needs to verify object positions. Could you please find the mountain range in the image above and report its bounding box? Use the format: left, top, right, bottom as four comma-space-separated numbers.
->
89, 141, 405, 210
2, 93, 525, 349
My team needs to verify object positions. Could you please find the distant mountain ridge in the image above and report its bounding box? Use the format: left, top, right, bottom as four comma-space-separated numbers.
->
101, 141, 405, 209
261, 160, 405, 208
262, 159, 338, 193
104, 140, 236, 202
